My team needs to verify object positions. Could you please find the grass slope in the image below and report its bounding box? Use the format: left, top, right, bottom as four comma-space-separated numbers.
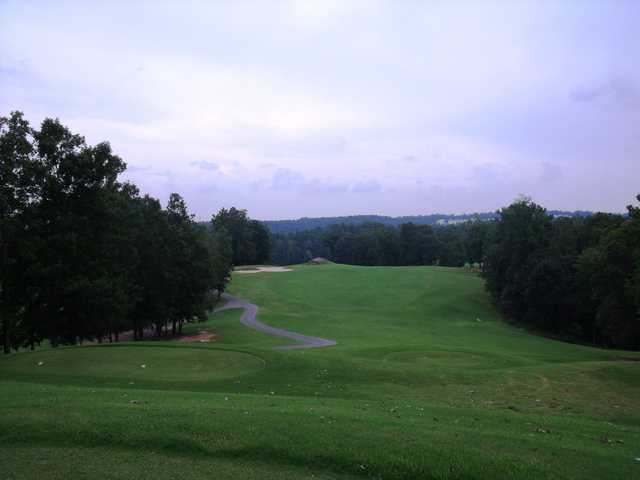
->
1, 263, 639, 479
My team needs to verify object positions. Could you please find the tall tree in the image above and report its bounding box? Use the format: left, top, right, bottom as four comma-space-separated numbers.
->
211, 207, 271, 265
1, 111, 243, 352
0, 112, 35, 353
576, 195, 640, 348
210, 226, 233, 298
483, 197, 552, 319
32, 119, 126, 345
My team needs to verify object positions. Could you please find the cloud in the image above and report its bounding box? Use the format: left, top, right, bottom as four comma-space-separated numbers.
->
265, 168, 348, 196
1, 0, 638, 219
189, 160, 219, 172
304, 178, 349, 195
198, 183, 218, 194
538, 161, 563, 184
126, 164, 151, 173
351, 180, 382, 193
270, 168, 304, 191
286, 0, 364, 30
570, 77, 640, 106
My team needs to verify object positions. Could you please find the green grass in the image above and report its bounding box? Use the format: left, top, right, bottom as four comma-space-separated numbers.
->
1, 263, 639, 479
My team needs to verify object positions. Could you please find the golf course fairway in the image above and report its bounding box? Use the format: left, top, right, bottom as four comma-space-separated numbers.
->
1, 263, 639, 479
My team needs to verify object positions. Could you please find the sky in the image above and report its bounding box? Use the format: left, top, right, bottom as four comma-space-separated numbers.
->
1, 0, 639, 220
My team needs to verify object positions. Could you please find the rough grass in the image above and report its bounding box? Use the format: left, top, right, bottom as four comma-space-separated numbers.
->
1, 263, 639, 479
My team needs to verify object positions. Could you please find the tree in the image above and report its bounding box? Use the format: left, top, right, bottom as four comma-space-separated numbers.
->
166, 193, 208, 335
211, 207, 271, 265
462, 219, 493, 266
31, 119, 126, 346
209, 226, 233, 298
129, 194, 172, 340
250, 219, 272, 264
483, 197, 552, 319
1, 111, 251, 352
576, 195, 640, 348
0, 112, 36, 353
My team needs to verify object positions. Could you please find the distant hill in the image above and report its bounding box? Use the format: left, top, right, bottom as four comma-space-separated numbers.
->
263, 211, 593, 234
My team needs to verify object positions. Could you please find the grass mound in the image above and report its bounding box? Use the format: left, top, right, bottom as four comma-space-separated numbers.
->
2, 345, 265, 386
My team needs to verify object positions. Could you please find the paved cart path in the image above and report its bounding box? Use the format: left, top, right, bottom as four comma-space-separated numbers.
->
215, 293, 337, 349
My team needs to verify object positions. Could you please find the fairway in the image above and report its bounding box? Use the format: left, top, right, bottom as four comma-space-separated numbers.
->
1, 263, 639, 479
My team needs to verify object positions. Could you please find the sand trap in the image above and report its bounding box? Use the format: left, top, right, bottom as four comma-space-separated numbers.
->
234, 266, 293, 274
308, 257, 330, 265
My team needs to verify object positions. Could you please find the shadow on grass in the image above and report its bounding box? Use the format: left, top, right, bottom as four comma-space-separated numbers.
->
1, 425, 528, 480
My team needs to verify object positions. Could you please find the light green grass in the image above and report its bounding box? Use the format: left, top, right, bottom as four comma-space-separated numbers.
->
1, 263, 639, 479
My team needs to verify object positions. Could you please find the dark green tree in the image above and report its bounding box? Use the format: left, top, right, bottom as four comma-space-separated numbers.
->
211, 207, 271, 265
576, 195, 640, 348
0, 112, 36, 353
483, 197, 552, 319
210, 226, 233, 298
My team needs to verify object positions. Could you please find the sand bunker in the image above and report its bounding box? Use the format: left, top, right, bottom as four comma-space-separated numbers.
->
234, 266, 293, 274
308, 257, 330, 265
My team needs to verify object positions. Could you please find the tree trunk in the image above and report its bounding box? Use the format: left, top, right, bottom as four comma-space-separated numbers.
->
0, 213, 8, 355
2, 317, 9, 355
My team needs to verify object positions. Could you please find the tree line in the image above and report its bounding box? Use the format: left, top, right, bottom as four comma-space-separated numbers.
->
264, 210, 590, 234
270, 197, 639, 350
483, 196, 639, 350
0, 112, 270, 353
271, 220, 491, 267
265, 212, 497, 234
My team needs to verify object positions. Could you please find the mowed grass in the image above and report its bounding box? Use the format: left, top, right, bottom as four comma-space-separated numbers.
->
1, 263, 639, 479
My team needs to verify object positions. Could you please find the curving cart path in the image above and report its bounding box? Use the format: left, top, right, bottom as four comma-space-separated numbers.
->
215, 293, 337, 350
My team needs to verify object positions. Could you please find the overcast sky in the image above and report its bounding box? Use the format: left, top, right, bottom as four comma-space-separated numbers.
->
1, 0, 639, 220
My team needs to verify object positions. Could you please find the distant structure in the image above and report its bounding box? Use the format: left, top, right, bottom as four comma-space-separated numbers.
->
262, 210, 594, 234
435, 218, 470, 226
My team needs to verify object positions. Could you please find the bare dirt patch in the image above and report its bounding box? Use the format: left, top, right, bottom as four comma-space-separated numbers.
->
179, 330, 217, 343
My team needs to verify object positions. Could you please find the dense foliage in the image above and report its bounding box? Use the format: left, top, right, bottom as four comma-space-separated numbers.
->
264, 210, 591, 234
271, 220, 492, 268
484, 197, 639, 349
0, 112, 233, 352
211, 207, 271, 265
